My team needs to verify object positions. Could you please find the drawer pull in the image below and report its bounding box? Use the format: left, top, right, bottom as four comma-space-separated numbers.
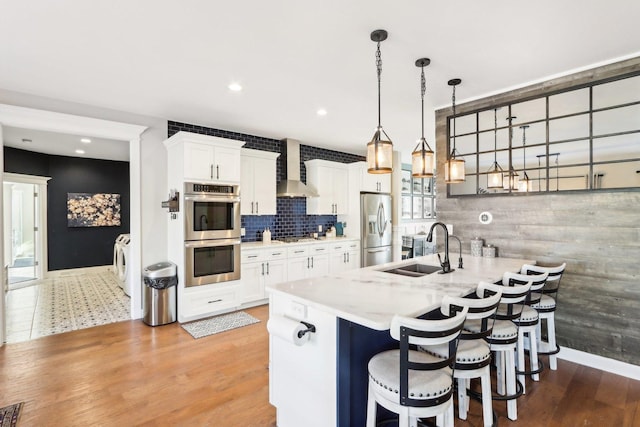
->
207, 299, 223, 304
272, 252, 282, 256
248, 255, 258, 258
294, 250, 305, 253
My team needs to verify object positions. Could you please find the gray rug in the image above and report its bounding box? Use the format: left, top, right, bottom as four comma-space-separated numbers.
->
181, 311, 261, 339
0, 402, 23, 427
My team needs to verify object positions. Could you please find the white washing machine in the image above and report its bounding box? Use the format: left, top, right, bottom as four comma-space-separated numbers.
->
116, 235, 131, 297
112, 234, 128, 275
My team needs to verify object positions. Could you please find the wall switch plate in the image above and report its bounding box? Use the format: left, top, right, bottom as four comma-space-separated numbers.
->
241, 227, 246, 236
318, 225, 323, 232
288, 301, 307, 319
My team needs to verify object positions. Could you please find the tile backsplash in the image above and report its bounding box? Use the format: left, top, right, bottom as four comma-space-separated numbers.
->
168, 121, 364, 242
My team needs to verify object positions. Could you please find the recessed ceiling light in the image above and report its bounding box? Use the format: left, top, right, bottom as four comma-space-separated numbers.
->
228, 82, 242, 92
317, 109, 327, 116
75, 149, 85, 154
81, 138, 92, 143
21, 138, 32, 143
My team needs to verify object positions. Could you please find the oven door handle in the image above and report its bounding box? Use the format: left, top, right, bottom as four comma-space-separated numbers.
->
184, 194, 241, 203
185, 238, 241, 248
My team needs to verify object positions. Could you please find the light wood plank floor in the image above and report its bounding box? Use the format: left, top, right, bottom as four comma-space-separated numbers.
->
1, 304, 639, 426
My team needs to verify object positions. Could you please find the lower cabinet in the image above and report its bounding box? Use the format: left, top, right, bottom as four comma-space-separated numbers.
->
179, 282, 241, 322
287, 244, 329, 281
329, 241, 361, 274
241, 247, 287, 303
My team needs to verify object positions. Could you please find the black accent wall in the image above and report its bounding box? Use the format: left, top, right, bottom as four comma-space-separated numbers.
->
4, 147, 130, 270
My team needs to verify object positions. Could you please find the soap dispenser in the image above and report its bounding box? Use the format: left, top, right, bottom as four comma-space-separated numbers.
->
263, 227, 271, 244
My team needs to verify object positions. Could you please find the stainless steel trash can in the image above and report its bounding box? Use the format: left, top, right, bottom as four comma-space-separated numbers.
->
143, 262, 177, 326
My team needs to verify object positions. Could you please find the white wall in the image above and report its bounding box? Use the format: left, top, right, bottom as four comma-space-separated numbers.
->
0, 89, 169, 269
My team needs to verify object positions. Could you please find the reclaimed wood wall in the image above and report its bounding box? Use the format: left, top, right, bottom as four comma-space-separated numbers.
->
435, 57, 640, 365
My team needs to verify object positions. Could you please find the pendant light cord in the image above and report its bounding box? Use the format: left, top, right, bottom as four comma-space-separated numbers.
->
451, 84, 457, 156
376, 41, 382, 128
494, 108, 498, 163
421, 66, 426, 139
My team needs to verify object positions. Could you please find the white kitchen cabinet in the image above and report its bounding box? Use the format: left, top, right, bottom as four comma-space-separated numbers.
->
241, 149, 280, 215
305, 160, 349, 215
179, 282, 241, 322
355, 161, 391, 193
329, 240, 361, 274
241, 247, 287, 303
286, 244, 329, 280
164, 131, 244, 184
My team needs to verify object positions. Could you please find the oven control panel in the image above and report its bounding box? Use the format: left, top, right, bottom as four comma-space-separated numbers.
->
185, 182, 239, 195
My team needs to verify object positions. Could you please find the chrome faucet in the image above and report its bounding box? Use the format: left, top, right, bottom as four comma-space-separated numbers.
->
426, 222, 452, 274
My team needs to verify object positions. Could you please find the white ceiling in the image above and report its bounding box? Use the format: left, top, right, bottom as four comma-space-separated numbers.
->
1, 0, 639, 162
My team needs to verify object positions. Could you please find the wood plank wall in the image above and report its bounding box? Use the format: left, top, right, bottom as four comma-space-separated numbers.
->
434, 57, 640, 365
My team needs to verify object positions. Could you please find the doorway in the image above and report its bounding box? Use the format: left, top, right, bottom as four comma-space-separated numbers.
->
3, 174, 49, 288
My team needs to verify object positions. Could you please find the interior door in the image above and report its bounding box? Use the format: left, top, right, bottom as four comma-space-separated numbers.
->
4, 182, 37, 287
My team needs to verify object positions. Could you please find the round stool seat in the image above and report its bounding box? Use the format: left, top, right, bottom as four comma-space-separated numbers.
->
506, 305, 539, 326
532, 294, 556, 311
466, 319, 517, 342
368, 349, 452, 401
421, 339, 491, 366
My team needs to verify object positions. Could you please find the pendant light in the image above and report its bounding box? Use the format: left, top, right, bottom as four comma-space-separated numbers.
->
411, 58, 434, 178
503, 115, 519, 190
487, 108, 504, 189
444, 78, 465, 183
518, 125, 531, 192
366, 29, 393, 174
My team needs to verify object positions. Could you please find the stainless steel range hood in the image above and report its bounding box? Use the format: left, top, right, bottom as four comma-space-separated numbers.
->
276, 139, 319, 197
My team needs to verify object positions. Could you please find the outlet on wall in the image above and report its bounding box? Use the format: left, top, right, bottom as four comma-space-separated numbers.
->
318, 225, 323, 232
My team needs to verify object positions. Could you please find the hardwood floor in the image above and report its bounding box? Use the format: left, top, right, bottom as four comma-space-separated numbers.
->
1, 304, 638, 426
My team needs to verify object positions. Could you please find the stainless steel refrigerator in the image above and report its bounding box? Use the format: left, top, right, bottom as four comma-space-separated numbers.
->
361, 192, 392, 267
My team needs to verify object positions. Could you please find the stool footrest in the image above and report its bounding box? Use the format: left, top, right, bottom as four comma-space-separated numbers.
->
467, 379, 525, 402
538, 344, 561, 356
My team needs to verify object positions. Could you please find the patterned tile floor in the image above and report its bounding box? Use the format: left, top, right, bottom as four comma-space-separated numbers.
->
5, 267, 130, 343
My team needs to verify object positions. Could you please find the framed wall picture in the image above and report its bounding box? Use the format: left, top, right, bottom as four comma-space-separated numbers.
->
67, 193, 121, 227
401, 170, 411, 193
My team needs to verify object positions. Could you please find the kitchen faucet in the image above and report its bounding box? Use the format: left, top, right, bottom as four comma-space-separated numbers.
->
426, 222, 452, 274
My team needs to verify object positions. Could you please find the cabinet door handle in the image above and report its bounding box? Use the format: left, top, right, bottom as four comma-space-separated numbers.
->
251, 201, 254, 213
216, 165, 220, 179
307, 257, 310, 269
347, 252, 350, 263
256, 202, 259, 214
343, 252, 346, 263
210, 164, 214, 179
261, 263, 265, 275
311, 256, 314, 268
266, 262, 270, 275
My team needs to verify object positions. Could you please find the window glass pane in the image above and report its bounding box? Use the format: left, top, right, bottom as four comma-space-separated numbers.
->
478, 128, 509, 152
553, 165, 590, 191
593, 103, 640, 136
593, 134, 640, 162
401, 170, 411, 193
453, 133, 476, 155
547, 139, 590, 166
451, 113, 476, 135
595, 160, 640, 189
422, 178, 433, 195
549, 88, 589, 117
512, 144, 548, 172
401, 196, 411, 219
514, 122, 546, 146
511, 98, 546, 125
423, 198, 433, 218
412, 196, 423, 218
478, 107, 511, 131
412, 178, 422, 194
549, 113, 589, 142
449, 174, 477, 195
593, 75, 640, 109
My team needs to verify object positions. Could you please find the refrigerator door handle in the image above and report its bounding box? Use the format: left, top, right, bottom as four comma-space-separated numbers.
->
367, 247, 390, 253
379, 203, 387, 237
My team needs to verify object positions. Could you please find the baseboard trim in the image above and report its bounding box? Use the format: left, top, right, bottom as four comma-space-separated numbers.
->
46, 265, 113, 278
558, 346, 640, 380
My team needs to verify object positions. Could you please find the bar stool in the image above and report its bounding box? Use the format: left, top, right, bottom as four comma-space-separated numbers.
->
464, 280, 531, 421
366, 306, 468, 427
521, 263, 566, 370
419, 287, 501, 427
503, 271, 548, 393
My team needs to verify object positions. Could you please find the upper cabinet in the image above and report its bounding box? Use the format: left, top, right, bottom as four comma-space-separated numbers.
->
353, 161, 391, 193
305, 159, 349, 215
241, 149, 280, 215
164, 131, 245, 184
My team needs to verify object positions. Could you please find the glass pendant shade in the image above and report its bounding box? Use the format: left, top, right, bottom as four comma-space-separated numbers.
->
503, 169, 519, 190
487, 164, 504, 189
411, 139, 434, 178
518, 174, 531, 192
444, 156, 465, 183
367, 127, 393, 174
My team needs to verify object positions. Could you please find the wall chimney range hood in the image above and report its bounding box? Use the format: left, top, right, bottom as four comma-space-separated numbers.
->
276, 138, 319, 198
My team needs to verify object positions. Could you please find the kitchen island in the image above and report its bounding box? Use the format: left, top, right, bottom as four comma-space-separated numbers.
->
266, 254, 534, 427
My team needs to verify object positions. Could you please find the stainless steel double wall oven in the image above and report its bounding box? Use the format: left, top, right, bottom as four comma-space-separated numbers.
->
183, 182, 241, 287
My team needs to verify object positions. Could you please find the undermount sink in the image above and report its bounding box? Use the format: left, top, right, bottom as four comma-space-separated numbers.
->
381, 263, 442, 277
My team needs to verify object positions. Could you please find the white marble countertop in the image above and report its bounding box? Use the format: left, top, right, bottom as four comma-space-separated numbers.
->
242, 236, 359, 249
266, 254, 535, 330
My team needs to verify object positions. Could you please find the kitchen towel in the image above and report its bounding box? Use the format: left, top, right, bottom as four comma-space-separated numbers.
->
267, 315, 310, 346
